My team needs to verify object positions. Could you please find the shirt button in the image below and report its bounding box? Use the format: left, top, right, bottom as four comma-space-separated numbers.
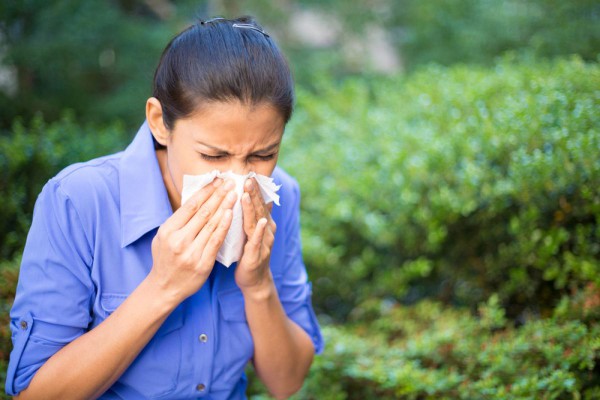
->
196, 383, 206, 392
199, 333, 208, 343
20, 321, 28, 330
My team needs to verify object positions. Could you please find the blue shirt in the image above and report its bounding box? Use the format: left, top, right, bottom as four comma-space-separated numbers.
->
5, 122, 323, 399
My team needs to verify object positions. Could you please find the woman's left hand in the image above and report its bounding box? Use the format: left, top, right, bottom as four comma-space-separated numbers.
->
235, 177, 277, 293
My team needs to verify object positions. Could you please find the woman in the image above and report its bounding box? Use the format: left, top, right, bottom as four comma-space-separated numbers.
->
6, 16, 323, 399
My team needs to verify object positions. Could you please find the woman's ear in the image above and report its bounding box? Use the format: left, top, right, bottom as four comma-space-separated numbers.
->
146, 97, 170, 146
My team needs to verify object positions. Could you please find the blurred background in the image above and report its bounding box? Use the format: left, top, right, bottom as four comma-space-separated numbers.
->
1, 1, 599, 398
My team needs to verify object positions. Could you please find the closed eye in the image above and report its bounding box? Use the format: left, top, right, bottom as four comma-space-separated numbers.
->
200, 153, 226, 161
251, 153, 276, 161
199, 152, 277, 162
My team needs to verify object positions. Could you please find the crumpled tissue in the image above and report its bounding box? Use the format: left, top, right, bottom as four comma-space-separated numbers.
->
181, 170, 281, 267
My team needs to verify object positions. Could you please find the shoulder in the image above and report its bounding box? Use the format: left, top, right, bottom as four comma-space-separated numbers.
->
29, 153, 123, 264
39, 153, 123, 219
50, 153, 121, 196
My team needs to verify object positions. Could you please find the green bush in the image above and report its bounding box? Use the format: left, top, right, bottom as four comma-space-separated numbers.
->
246, 298, 599, 399
0, 114, 129, 260
390, 0, 600, 71
4, 1, 598, 130
280, 56, 600, 320
261, 0, 600, 82
296, 302, 599, 399
0, 1, 211, 129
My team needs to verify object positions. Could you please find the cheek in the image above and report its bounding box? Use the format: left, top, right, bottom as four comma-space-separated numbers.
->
188, 161, 222, 175
253, 159, 278, 177
169, 141, 215, 176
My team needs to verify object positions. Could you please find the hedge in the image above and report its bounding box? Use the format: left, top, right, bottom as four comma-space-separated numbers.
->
0, 114, 130, 260
280, 55, 600, 320
244, 294, 600, 399
287, 300, 599, 399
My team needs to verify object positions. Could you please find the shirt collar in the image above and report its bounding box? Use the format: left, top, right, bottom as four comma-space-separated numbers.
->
119, 121, 173, 247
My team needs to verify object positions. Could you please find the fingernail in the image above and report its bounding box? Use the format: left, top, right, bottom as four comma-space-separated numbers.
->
245, 179, 253, 191
224, 179, 235, 190
243, 193, 251, 204
213, 178, 223, 187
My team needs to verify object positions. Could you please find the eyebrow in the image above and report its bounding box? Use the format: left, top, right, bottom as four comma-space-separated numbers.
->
197, 141, 281, 155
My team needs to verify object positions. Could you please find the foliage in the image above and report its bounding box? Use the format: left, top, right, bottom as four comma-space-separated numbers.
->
245, 299, 600, 399
298, 301, 600, 399
280, 56, 600, 320
242, 0, 600, 83
308, 306, 599, 399
0, 0, 209, 129
2, 1, 599, 129
0, 113, 129, 260
389, 0, 600, 71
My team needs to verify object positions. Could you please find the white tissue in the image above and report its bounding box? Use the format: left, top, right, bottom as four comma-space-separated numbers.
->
181, 170, 281, 267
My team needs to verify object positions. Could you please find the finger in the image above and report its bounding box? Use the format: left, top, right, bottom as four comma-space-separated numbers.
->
244, 178, 276, 235
192, 203, 226, 256
242, 217, 268, 265
249, 180, 277, 237
191, 184, 237, 247
264, 223, 275, 246
246, 178, 269, 220
181, 179, 236, 241
241, 192, 257, 237
198, 208, 233, 266
162, 178, 221, 231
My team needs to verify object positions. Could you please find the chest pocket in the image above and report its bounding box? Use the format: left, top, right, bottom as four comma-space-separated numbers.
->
100, 294, 184, 399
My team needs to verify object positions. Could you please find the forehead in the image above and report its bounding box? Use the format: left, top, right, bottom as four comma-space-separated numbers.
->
174, 100, 285, 151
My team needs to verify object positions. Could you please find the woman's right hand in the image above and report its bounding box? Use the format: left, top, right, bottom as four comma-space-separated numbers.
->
148, 178, 237, 306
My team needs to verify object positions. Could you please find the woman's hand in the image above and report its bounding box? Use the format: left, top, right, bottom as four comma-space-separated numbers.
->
148, 178, 237, 306
236, 177, 277, 294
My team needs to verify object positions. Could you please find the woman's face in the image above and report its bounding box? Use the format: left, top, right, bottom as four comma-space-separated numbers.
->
149, 99, 285, 209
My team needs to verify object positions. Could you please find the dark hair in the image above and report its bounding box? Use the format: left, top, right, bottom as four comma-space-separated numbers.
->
152, 16, 294, 131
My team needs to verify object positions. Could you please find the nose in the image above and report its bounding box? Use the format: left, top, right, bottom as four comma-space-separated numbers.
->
226, 159, 251, 175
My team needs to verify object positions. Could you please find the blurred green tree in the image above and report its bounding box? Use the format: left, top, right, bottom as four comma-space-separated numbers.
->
0, 0, 210, 130
1, 0, 598, 129
390, 0, 600, 70
278, 0, 600, 76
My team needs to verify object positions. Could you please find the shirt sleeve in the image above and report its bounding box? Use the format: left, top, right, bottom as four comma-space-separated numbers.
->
277, 179, 324, 354
5, 179, 94, 396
